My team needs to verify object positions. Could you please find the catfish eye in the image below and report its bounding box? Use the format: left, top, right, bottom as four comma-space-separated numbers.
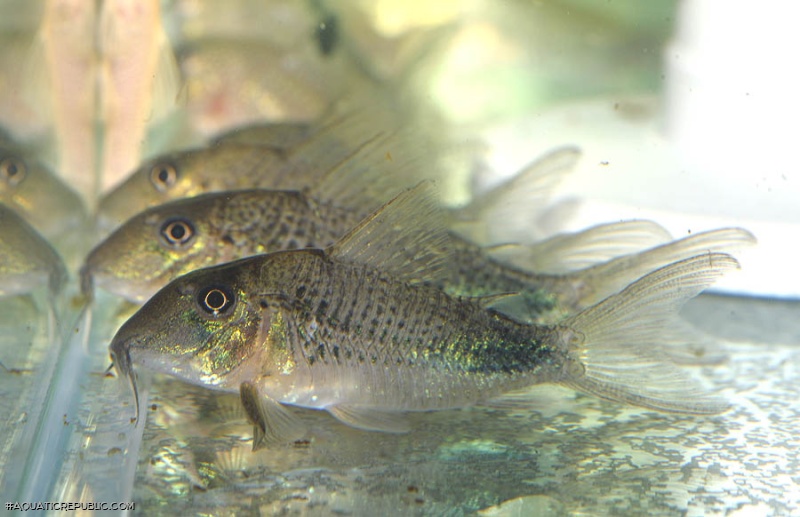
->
160, 218, 195, 247
0, 157, 27, 186
314, 14, 338, 56
149, 162, 178, 191
197, 285, 235, 316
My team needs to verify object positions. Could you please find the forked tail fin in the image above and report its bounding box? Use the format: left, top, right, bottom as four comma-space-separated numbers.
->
566, 227, 754, 310
559, 253, 739, 414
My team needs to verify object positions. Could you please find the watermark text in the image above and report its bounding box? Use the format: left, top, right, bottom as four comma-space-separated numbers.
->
6, 502, 135, 511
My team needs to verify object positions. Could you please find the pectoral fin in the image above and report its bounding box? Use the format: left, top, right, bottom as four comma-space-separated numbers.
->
328, 404, 410, 433
239, 382, 305, 451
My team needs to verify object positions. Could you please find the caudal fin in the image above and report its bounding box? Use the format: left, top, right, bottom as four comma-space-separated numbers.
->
559, 253, 738, 414
565, 227, 755, 310
488, 220, 673, 274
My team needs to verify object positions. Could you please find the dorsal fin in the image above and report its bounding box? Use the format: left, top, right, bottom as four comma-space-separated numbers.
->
309, 128, 429, 214
328, 182, 451, 285
451, 146, 581, 244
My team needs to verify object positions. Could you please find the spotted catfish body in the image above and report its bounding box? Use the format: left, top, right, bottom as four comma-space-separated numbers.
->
84, 189, 363, 302
110, 185, 736, 447
86, 181, 754, 327
97, 109, 421, 230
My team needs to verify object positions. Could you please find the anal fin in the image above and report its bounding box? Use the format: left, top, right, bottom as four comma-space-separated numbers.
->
239, 382, 305, 451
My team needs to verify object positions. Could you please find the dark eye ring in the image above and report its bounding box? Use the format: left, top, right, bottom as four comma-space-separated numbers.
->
0, 157, 27, 186
159, 218, 195, 247
197, 285, 235, 316
149, 162, 178, 191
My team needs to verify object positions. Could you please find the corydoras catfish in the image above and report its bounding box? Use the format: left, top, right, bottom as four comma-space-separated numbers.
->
85, 146, 695, 312
0, 204, 67, 298
0, 139, 87, 239
85, 183, 751, 326
109, 184, 737, 449
96, 108, 427, 231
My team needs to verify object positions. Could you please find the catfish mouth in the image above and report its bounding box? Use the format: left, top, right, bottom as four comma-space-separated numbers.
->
110, 336, 141, 425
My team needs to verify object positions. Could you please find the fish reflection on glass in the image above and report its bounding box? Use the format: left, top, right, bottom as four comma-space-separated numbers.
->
0, 29, 51, 141
0, 204, 67, 298
99, 0, 182, 193
0, 139, 87, 239
96, 112, 421, 230
109, 184, 737, 448
172, 0, 370, 135
29, 0, 98, 202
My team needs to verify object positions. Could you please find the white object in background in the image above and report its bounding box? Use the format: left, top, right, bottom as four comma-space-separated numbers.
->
476, 1, 800, 299
479, 93, 796, 299
665, 0, 800, 195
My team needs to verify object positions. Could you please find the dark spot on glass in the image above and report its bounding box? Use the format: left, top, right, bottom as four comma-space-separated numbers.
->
296, 285, 307, 298
314, 14, 338, 56
332, 346, 340, 360
307, 355, 316, 366
318, 299, 329, 314
317, 344, 326, 360
259, 300, 268, 309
